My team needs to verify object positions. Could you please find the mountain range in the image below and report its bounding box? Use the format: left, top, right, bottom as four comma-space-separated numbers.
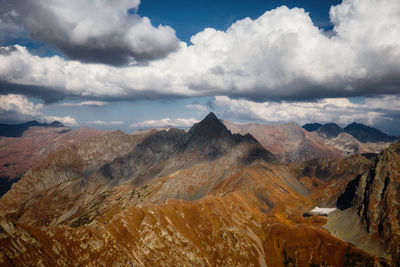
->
0, 113, 398, 266
303, 122, 398, 143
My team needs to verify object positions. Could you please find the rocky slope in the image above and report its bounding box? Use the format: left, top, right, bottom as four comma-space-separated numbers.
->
336, 141, 400, 265
224, 120, 343, 163
0, 125, 103, 197
0, 113, 391, 266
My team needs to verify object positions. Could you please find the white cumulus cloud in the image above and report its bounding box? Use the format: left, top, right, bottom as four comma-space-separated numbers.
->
0, 94, 77, 125
0, 0, 399, 102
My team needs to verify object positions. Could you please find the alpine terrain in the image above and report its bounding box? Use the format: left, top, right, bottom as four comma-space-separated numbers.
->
0, 113, 397, 266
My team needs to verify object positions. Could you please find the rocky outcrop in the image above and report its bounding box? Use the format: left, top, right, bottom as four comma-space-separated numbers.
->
337, 142, 400, 265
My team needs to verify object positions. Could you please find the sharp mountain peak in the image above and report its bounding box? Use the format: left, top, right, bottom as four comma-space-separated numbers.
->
188, 112, 226, 135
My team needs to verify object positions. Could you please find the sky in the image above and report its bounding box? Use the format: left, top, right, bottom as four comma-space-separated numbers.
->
0, 0, 400, 135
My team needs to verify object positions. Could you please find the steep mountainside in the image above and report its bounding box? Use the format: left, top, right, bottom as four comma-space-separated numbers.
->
337, 141, 400, 265
0, 113, 390, 266
224, 120, 343, 163
0, 125, 103, 197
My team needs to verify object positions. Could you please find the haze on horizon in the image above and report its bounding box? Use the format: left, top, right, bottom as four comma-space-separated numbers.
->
0, 0, 400, 135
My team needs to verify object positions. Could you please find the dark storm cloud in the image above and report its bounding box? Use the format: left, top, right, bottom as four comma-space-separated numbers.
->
0, 108, 36, 124
1, 0, 180, 65
0, 82, 65, 104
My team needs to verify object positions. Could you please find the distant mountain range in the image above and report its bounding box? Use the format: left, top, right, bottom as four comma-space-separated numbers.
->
0, 120, 66, 138
303, 122, 398, 143
225, 120, 394, 163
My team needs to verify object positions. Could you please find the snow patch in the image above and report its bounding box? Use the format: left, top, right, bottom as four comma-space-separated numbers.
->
311, 207, 337, 215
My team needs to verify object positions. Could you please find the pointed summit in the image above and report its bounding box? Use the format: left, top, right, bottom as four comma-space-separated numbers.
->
188, 112, 227, 139
181, 112, 276, 162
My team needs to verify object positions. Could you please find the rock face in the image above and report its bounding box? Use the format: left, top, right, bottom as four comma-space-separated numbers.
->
337, 141, 400, 265
224, 120, 343, 163
0, 125, 103, 197
0, 113, 391, 266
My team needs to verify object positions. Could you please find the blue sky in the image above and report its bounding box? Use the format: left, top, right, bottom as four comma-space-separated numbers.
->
0, 0, 400, 135
138, 0, 342, 43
